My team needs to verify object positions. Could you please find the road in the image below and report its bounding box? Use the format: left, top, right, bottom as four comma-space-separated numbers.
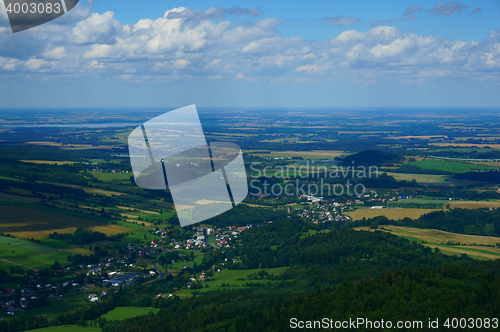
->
152, 261, 165, 280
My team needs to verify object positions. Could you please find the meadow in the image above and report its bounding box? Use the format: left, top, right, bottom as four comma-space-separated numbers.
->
92, 172, 132, 184
25, 326, 100, 332
0, 235, 54, 259
25, 293, 91, 320
384, 172, 451, 183
0, 247, 93, 270
177, 266, 289, 296
407, 159, 495, 173
99, 307, 160, 321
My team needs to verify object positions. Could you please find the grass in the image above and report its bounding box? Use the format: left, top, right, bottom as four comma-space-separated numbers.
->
168, 254, 205, 271
345, 208, 440, 221
407, 159, 495, 173
0, 204, 130, 239
385, 172, 451, 183
25, 302, 90, 321
92, 172, 132, 183
0, 175, 26, 182
0, 235, 54, 259
356, 225, 500, 260
99, 306, 160, 321
26, 326, 100, 332
1, 247, 93, 270
38, 237, 75, 249
177, 267, 289, 296
215, 267, 288, 281
125, 230, 162, 243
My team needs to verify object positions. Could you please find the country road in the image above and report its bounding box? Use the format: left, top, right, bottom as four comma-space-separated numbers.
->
152, 261, 165, 280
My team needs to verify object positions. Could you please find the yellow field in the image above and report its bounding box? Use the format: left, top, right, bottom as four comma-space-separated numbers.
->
431, 143, 500, 149
468, 161, 500, 167
387, 135, 447, 140
25, 141, 62, 146
260, 138, 316, 143
345, 208, 440, 221
0, 205, 130, 239
252, 150, 347, 158
446, 201, 500, 209
384, 172, 450, 183
209, 132, 258, 137
21, 160, 76, 165
356, 225, 500, 259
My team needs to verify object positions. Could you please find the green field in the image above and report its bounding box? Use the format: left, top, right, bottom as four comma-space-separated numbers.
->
38, 237, 75, 249
24, 293, 91, 320
407, 159, 495, 173
168, 253, 205, 270
99, 306, 160, 321
0, 247, 92, 270
176, 266, 290, 296
26, 326, 100, 332
215, 266, 288, 281
92, 172, 132, 184
0, 235, 54, 259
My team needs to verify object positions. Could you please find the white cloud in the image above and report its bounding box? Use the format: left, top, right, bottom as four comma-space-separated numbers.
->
296, 64, 319, 73
43, 46, 66, 59
25, 59, 47, 71
72, 11, 122, 45
163, 6, 263, 20
0, 56, 17, 70
418, 69, 451, 77
0, 6, 498, 86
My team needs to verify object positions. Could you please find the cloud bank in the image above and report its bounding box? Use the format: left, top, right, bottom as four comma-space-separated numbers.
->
0, 5, 499, 88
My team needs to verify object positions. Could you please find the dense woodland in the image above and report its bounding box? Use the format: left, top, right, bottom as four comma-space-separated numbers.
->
2, 220, 499, 332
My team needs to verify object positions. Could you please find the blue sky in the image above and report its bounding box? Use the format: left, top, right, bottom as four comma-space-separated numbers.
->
0, 0, 499, 108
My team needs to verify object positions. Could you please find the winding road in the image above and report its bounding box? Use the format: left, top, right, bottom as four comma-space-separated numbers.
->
152, 261, 165, 280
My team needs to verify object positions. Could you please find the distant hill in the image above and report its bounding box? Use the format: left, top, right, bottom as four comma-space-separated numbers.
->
339, 149, 403, 166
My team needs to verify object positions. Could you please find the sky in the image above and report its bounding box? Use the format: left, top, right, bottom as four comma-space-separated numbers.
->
0, 0, 499, 108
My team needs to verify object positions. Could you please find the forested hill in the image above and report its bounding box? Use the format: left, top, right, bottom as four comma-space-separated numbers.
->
339, 150, 403, 166
101, 262, 500, 332
231, 219, 474, 287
